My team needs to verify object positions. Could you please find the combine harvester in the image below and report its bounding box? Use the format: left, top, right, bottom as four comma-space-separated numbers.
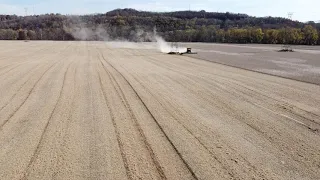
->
168, 43, 197, 55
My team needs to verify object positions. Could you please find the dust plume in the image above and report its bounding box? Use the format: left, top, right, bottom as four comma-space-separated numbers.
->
64, 18, 186, 53
154, 35, 187, 53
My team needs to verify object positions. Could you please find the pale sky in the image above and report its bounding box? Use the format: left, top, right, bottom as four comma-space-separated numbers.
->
0, 0, 319, 22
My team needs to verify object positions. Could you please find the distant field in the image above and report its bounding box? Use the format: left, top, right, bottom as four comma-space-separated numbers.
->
183, 43, 320, 85
0, 41, 319, 180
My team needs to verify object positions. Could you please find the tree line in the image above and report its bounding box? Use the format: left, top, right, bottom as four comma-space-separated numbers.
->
0, 8, 319, 45
165, 25, 319, 45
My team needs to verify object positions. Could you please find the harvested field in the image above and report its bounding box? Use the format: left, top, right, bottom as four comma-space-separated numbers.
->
184, 43, 320, 85
0, 41, 320, 180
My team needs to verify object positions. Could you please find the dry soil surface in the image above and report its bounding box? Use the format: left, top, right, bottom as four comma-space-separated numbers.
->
183, 43, 320, 85
0, 41, 320, 180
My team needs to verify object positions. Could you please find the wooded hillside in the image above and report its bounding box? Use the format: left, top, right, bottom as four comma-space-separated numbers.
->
0, 8, 319, 45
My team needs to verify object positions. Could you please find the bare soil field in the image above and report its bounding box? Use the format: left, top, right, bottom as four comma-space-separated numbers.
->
183, 43, 320, 85
0, 41, 319, 180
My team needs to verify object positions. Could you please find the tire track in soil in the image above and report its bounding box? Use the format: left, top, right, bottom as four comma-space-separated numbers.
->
51, 58, 79, 180
0, 63, 43, 111
223, 83, 320, 133
137, 54, 320, 179
0, 44, 63, 77
121, 67, 236, 179
95, 45, 133, 180
144, 57, 269, 136
97, 50, 167, 180
118, 53, 263, 178
226, 82, 320, 127
204, 71, 320, 118
146, 55, 320, 147
0, 44, 73, 129
0, 60, 62, 130
146, 56, 320, 133
0, 63, 17, 71
187, 66, 320, 128
21, 60, 73, 180
0, 63, 26, 77
98, 50, 199, 180
160, 74, 266, 171
160, 71, 314, 178
97, 67, 132, 180
185, 70, 320, 133
147, 57, 304, 130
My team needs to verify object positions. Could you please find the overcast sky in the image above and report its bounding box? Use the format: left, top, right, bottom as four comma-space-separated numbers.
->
0, 0, 319, 22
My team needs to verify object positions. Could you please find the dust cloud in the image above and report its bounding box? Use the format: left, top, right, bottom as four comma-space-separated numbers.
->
64, 20, 186, 53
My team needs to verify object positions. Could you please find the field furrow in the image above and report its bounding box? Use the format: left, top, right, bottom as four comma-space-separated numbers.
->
0, 41, 319, 180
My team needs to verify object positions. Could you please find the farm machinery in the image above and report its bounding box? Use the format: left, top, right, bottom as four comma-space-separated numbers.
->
168, 43, 197, 55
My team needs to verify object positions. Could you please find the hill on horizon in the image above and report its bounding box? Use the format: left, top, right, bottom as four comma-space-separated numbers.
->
0, 8, 319, 45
